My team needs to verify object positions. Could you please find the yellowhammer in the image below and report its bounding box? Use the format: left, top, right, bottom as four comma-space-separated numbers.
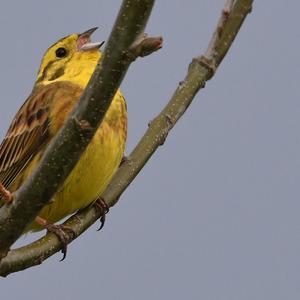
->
0, 28, 127, 255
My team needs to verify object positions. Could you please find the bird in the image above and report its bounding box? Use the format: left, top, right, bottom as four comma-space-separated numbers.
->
0, 28, 127, 258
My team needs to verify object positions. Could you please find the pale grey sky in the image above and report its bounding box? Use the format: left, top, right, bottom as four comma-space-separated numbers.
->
1, 1, 299, 299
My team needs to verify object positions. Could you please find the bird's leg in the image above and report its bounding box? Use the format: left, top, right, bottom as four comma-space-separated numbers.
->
0, 182, 13, 203
35, 216, 76, 261
94, 197, 109, 231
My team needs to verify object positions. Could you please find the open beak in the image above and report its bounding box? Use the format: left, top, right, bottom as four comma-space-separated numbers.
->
77, 27, 104, 51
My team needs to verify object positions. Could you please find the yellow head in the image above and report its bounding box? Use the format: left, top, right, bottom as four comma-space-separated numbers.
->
36, 27, 103, 87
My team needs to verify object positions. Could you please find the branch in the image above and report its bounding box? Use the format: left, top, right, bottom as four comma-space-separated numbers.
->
0, 0, 253, 276
0, 0, 156, 259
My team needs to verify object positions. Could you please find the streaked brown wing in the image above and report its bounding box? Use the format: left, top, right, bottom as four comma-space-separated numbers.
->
0, 81, 83, 191
0, 128, 46, 189
0, 84, 54, 188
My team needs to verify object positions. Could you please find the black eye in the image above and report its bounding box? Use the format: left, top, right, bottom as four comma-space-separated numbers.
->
55, 47, 67, 58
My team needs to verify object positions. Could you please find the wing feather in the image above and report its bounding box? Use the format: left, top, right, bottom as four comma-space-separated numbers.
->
0, 85, 53, 189
0, 81, 82, 192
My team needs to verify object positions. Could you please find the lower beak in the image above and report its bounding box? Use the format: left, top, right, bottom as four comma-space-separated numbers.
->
77, 27, 104, 51
80, 41, 104, 51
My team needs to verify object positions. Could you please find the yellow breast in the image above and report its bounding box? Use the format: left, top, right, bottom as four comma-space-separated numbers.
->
29, 91, 127, 231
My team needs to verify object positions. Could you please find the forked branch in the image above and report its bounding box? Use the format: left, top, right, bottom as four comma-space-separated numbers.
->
0, 0, 253, 276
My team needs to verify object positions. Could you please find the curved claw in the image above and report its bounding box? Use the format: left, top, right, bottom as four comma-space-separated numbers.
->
98, 215, 106, 231
44, 223, 76, 261
95, 197, 110, 231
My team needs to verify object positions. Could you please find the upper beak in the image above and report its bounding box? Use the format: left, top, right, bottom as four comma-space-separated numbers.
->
77, 27, 104, 51
80, 27, 98, 38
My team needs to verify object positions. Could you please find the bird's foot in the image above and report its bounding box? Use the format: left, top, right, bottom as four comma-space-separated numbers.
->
35, 216, 75, 261
94, 197, 109, 231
